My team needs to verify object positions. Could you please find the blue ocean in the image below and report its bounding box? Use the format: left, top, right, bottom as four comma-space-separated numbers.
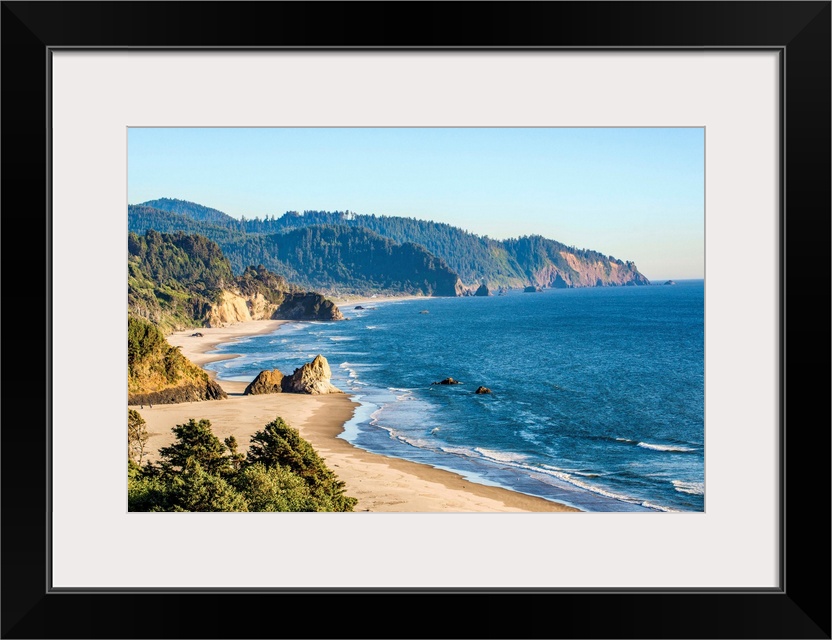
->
206, 280, 705, 512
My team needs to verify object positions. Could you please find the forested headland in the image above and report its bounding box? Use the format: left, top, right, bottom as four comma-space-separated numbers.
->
129, 198, 651, 295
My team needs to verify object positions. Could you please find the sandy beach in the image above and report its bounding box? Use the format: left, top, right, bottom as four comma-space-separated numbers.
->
131, 317, 579, 512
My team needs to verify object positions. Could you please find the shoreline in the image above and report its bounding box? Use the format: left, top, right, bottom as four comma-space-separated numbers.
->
135, 317, 579, 512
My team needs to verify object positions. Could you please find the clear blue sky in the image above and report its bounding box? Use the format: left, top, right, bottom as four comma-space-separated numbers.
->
128, 127, 704, 281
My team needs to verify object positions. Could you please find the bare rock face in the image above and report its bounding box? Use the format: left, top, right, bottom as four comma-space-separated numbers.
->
244, 369, 285, 395
206, 291, 253, 327
281, 355, 342, 394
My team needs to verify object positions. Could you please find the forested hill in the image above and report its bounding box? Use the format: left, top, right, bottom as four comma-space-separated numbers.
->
129, 207, 465, 296
131, 198, 651, 290
128, 229, 343, 334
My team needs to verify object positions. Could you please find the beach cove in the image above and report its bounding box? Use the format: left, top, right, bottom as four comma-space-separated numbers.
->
131, 317, 579, 513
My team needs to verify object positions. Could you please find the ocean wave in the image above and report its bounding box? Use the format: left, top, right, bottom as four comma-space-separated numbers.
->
640, 501, 681, 513
474, 447, 529, 463
672, 480, 705, 495
394, 434, 435, 449
545, 469, 638, 504
637, 442, 696, 453
538, 464, 669, 511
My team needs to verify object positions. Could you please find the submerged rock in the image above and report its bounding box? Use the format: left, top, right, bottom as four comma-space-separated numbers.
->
244, 369, 284, 395
474, 386, 492, 394
282, 355, 342, 394
432, 377, 461, 385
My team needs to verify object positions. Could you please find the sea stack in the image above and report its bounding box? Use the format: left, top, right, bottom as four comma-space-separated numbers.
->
244, 369, 285, 395
281, 355, 342, 394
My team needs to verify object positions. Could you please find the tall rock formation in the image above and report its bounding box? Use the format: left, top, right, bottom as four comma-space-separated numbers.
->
281, 355, 342, 394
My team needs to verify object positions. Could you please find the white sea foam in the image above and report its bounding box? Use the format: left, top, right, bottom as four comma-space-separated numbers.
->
672, 480, 705, 495
637, 442, 695, 453
538, 464, 669, 510
640, 501, 680, 513
395, 434, 434, 449
545, 470, 643, 505
474, 448, 529, 464
439, 445, 478, 457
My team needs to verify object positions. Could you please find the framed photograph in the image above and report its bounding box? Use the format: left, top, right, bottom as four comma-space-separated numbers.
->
3, 2, 829, 638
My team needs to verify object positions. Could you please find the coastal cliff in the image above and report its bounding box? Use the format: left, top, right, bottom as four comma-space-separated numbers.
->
127, 315, 227, 405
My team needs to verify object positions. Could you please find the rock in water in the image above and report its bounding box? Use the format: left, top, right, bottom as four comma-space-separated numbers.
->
432, 377, 462, 385
244, 369, 284, 395
474, 386, 492, 394
281, 355, 342, 394
474, 284, 490, 297
524, 285, 538, 293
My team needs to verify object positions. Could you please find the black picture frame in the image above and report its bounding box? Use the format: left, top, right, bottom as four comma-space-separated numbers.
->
2, 2, 829, 638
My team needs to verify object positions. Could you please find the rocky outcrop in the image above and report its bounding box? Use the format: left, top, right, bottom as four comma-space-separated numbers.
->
206, 291, 342, 328
664, 280, 677, 285
273, 292, 344, 321
128, 380, 227, 406
206, 291, 253, 327
244, 369, 285, 395
474, 284, 490, 297
474, 386, 492, 394
432, 377, 461, 385
281, 355, 342, 394
524, 285, 539, 293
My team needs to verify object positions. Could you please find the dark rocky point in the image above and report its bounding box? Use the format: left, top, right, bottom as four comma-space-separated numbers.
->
128, 380, 226, 406
474, 386, 492, 394
432, 377, 461, 385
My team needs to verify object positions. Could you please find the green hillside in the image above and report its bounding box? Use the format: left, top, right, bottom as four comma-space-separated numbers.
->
130, 198, 650, 291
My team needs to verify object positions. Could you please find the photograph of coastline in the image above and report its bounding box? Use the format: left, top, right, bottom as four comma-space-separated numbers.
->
127, 127, 704, 513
